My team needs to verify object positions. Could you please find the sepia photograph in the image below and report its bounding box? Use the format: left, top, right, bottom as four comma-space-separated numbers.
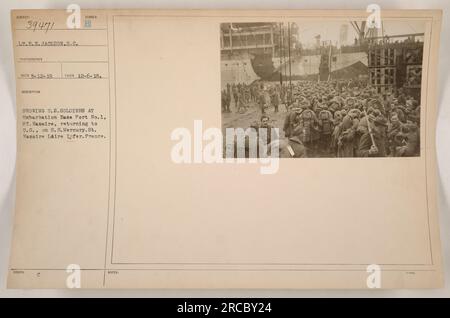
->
221, 20, 425, 158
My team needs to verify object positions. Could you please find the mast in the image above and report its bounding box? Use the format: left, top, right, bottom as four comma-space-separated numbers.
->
279, 22, 283, 85
283, 24, 287, 85
229, 23, 233, 54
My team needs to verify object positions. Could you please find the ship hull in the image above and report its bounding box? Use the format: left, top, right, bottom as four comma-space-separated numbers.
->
221, 51, 368, 86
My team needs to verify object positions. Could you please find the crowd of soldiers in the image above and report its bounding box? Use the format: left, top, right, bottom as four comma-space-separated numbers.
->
223, 79, 421, 158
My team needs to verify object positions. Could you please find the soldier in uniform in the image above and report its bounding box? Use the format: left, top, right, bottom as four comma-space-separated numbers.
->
280, 85, 287, 111
233, 85, 239, 110
271, 88, 280, 113
387, 113, 402, 156
370, 108, 388, 156
393, 123, 420, 157
283, 101, 303, 138
258, 114, 278, 146
356, 117, 379, 157
356, 111, 387, 157
337, 115, 356, 157
291, 104, 320, 156
258, 87, 269, 115
330, 110, 344, 156
318, 107, 334, 155
221, 89, 227, 113
238, 90, 246, 112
